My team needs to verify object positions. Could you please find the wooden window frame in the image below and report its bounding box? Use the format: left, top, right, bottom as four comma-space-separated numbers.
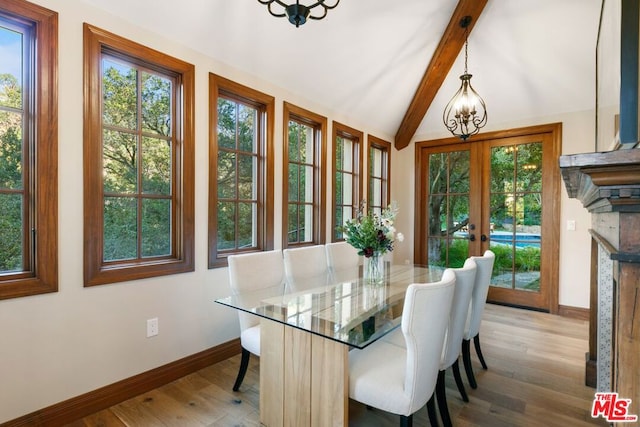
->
208, 74, 275, 268
282, 102, 326, 248
331, 121, 363, 242
367, 135, 391, 213
0, 0, 58, 300
83, 24, 194, 286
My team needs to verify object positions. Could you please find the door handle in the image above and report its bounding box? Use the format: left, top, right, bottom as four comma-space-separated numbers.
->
469, 234, 476, 242
481, 234, 487, 242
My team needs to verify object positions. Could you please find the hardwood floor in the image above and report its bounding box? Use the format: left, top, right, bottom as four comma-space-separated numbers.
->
67, 304, 608, 426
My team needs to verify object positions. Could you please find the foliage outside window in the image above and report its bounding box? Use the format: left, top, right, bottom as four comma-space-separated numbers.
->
209, 74, 274, 268
283, 102, 326, 247
332, 122, 362, 241
367, 136, 391, 216
83, 24, 194, 286
0, 0, 57, 300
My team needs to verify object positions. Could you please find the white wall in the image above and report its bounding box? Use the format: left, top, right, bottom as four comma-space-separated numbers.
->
390, 109, 595, 309
0, 0, 594, 422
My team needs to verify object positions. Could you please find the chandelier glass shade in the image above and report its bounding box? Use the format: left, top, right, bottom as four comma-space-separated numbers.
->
443, 16, 487, 140
258, 0, 340, 27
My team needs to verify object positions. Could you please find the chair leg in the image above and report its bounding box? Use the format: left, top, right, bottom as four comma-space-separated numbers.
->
462, 339, 478, 389
473, 334, 488, 370
400, 413, 413, 427
232, 348, 251, 391
436, 370, 452, 427
427, 395, 439, 427
452, 359, 469, 402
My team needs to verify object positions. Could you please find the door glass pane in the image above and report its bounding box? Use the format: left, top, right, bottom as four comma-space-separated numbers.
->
449, 151, 470, 193
427, 150, 470, 268
489, 142, 543, 292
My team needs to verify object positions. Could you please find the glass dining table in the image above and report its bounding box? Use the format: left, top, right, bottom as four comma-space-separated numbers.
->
215, 263, 444, 427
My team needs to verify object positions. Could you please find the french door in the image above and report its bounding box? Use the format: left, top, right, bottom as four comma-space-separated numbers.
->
415, 124, 561, 312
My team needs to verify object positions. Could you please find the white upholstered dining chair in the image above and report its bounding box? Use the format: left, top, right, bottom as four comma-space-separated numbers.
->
462, 249, 496, 389
349, 269, 456, 427
435, 257, 476, 427
283, 245, 329, 288
325, 241, 361, 281
227, 249, 284, 391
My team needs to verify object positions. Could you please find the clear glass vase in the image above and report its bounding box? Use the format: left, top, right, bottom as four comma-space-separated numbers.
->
363, 252, 384, 285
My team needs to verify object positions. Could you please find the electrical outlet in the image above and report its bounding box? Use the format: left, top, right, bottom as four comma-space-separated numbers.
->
146, 318, 159, 337
567, 220, 576, 231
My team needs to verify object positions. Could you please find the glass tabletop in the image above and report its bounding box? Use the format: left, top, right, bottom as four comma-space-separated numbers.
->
215, 264, 445, 349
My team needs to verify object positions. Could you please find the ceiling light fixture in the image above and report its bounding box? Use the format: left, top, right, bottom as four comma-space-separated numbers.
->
443, 15, 487, 141
258, 0, 340, 27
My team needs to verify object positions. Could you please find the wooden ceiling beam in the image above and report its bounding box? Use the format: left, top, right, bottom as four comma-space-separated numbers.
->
394, 0, 488, 150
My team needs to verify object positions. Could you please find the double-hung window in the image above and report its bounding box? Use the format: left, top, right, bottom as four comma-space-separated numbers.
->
283, 102, 326, 247
368, 135, 391, 215
83, 24, 194, 286
332, 122, 362, 241
0, 0, 58, 300
209, 74, 274, 267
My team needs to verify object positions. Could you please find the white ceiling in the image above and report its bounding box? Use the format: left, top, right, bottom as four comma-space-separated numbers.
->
82, 0, 602, 143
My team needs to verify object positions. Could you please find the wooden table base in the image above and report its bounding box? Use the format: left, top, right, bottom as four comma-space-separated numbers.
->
260, 319, 348, 427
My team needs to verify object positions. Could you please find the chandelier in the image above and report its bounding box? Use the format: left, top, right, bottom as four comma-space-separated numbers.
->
443, 16, 487, 140
258, 0, 340, 27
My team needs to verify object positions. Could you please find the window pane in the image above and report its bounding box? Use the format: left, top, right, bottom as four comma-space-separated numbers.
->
334, 171, 343, 206
217, 98, 237, 149
300, 165, 313, 204
0, 111, 23, 189
103, 129, 137, 193
0, 193, 23, 272
217, 150, 236, 198
342, 138, 353, 171
142, 136, 171, 195
302, 127, 313, 163
335, 136, 344, 170
141, 72, 171, 136
0, 26, 23, 110
238, 104, 257, 153
370, 179, 382, 207
302, 204, 313, 242
238, 153, 256, 200
288, 163, 300, 202
288, 121, 301, 161
102, 58, 137, 129
370, 147, 382, 176
237, 201, 256, 248
104, 197, 137, 261
341, 172, 353, 205
217, 201, 236, 250
287, 203, 298, 243
142, 198, 171, 257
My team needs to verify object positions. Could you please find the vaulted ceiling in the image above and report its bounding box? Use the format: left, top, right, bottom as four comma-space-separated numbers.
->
82, 0, 602, 147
